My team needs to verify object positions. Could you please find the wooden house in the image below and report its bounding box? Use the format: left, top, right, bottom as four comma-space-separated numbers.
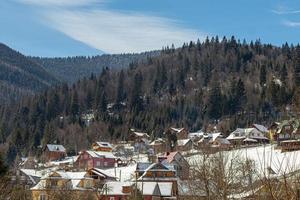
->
149, 138, 166, 154
99, 182, 133, 200
165, 127, 189, 151
42, 144, 66, 162
137, 182, 177, 200
136, 163, 177, 183
275, 119, 300, 142
92, 142, 113, 152
129, 130, 150, 152
226, 128, 269, 145
31, 171, 98, 200
165, 127, 189, 140
158, 152, 190, 180
176, 139, 193, 151
75, 150, 115, 169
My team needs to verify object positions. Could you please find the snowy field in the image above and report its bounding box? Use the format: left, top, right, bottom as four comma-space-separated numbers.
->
187, 145, 300, 177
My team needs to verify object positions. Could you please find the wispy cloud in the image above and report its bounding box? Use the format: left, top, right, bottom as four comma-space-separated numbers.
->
282, 20, 300, 27
17, 0, 205, 54
17, 0, 102, 7
44, 9, 203, 54
272, 9, 300, 15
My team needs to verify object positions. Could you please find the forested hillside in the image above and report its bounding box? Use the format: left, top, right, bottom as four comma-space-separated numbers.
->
31, 51, 160, 83
1, 37, 300, 163
0, 43, 59, 103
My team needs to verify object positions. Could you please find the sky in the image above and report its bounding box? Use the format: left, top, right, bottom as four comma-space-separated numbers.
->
1, 0, 300, 57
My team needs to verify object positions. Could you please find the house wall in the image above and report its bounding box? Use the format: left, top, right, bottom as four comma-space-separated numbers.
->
99, 195, 131, 200
32, 190, 98, 200
44, 149, 66, 162
76, 152, 115, 169
177, 141, 193, 151
177, 129, 188, 140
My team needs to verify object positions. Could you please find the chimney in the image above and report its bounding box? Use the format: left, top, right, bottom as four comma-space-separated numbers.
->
122, 186, 132, 194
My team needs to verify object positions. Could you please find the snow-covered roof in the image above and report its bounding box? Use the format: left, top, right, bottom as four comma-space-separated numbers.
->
188, 130, 204, 139
253, 124, 269, 133
86, 150, 115, 159
138, 163, 176, 180
177, 139, 191, 146
104, 164, 137, 182
132, 131, 150, 138
210, 132, 222, 142
136, 162, 152, 172
90, 168, 116, 179
94, 141, 113, 149
50, 156, 78, 166
243, 138, 258, 143
215, 138, 231, 145
150, 138, 166, 145
170, 127, 185, 133
32, 171, 88, 190
46, 144, 66, 152
103, 181, 132, 195
227, 128, 267, 140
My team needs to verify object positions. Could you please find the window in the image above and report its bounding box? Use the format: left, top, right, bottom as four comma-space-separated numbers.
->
109, 197, 115, 200
39, 194, 46, 200
104, 162, 108, 167
96, 161, 101, 167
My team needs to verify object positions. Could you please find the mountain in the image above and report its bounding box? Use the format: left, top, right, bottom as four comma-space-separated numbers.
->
0, 37, 299, 162
0, 43, 59, 103
31, 51, 160, 83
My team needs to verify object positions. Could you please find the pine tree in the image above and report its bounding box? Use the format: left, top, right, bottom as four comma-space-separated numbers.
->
260, 65, 267, 86
208, 82, 223, 119
294, 45, 300, 87
130, 72, 143, 112
116, 70, 125, 105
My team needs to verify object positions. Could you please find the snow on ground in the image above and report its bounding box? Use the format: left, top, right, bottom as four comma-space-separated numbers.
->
103, 153, 149, 182
104, 164, 137, 182
187, 145, 300, 177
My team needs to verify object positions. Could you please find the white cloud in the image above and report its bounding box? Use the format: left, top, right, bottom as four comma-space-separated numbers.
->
282, 20, 300, 27
17, 0, 206, 53
272, 9, 300, 15
44, 9, 205, 54
18, 0, 101, 7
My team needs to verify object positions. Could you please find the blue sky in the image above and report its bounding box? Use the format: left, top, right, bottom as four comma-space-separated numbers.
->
1, 0, 300, 57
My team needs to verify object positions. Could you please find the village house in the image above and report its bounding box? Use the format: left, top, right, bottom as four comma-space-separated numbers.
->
92, 141, 113, 152
268, 122, 280, 141
137, 162, 177, 184
166, 127, 189, 140
274, 118, 300, 141
87, 168, 117, 184
137, 181, 177, 200
158, 152, 190, 180
42, 144, 66, 162
19, 156, 37, 169
129, 130, 150, 152
226, 128, 269, 145
188, 130, 204, 142
149, 138, 167, 154
165, 127, 189, 151
176, 138, 193, 151
31, 171, 98, 200
75, 150, 115, 169
12, 169, 43, 189
208, 132, 231, 149
99, 181, 133, 200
